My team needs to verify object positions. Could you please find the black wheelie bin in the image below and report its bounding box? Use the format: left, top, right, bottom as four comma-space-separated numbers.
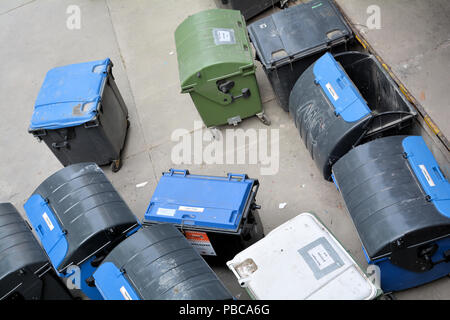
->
290, 52, 417, 180
92, 224, 233, 300
28, 58, 129, 172
0, 203, 72, 300
332, 136, 450, 293
248, 0, 354, 111
143, 169, 265, 264
23, 163, 141, 300
216, 0, 288, 21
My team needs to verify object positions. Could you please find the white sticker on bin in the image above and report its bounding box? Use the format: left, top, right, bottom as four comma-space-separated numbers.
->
120, 286, 133, 300
217, 30, 232, 42
308, 244, 335, 271
178, 206, 204, 213
156, 208, 176, 217
213, 28, 236, 45
42, 212, 54, 231
419, 164, 436, 187
326, 83, 339, 101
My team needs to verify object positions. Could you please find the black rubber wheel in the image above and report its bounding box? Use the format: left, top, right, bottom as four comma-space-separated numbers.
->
259, 114, 271, 126
111, 159, 122, 173
379, 293, 397, 300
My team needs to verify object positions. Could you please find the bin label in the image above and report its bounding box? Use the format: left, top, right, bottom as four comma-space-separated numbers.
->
307, 244, 335, 270
156, 208, 176, 217
178, 206, 204, 213
42, 212, 55, 231
298, 237, 344, 280
213, 28, 236, 45
120, 286, 133, 300
326, 83, 339, 101
184, 231, 217, 256
419, 164, 436, 187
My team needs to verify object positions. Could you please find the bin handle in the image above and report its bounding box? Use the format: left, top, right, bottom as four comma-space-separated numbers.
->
51, 141, 69, 150
226, 261, 250, 288
84, 118, 99, 128
227, 173, 248, 181
168, 169, 189, 177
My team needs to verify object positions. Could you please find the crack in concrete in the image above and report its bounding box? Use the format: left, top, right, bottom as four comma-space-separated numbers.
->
435, 39, 450, 50
396, 38, 450, 68
0, 0, 36, 16
104, 0, 158, 181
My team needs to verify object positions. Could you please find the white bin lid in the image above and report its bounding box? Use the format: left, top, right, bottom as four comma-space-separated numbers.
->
227, 213, 379, 300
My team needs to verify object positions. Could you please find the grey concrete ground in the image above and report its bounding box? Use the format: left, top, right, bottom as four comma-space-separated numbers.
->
335, 0, 450, 139
0, 0, 448, 300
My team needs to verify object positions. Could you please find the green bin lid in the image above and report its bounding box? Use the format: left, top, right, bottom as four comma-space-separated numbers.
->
175, 9, 255, 91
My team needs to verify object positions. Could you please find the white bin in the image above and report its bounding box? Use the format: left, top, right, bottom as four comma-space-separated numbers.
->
227, 213, 380, 300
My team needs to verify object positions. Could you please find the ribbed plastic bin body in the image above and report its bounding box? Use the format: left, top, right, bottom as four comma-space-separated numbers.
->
216, 0, 279, 20
290, 52, 416, 180
248, 0, 353, 111
29, 58, 129, 171
0, 203, 72, 300
92, 224, 233, 300
332, 136, 450, 292
143, 169, 264, 263
175, 9, 266, 127
227, 213, 379, 300
23, 163, 140, 299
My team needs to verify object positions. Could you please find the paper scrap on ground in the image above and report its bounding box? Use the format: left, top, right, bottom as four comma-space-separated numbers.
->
136, 181, 148, 188
279, 203, 287, 209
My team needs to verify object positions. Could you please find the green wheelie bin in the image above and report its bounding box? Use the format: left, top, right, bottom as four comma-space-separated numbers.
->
175, 9, 270, 128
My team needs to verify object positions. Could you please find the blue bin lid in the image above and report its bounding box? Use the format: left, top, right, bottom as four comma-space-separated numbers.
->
23, 194, 69, 269
29, 58, 111, 130
93, 262, 141, 300
313, 52, 371, 123
402, 136, 450, 218
144, 170, 255, 231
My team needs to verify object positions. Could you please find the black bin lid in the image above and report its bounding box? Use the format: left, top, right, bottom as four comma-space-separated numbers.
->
248, 0, 352, 69
92, 224, 233, 300
23, 163, 139, 272
332, 136, 450, 260
0, 203, 49, 299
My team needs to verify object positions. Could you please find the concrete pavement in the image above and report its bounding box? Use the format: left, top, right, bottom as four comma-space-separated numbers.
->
0, 0, 448, 300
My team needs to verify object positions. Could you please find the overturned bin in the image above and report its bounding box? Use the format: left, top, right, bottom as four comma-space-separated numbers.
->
29, 58, 129, 172
143, 169, 264, 263
227, 213, 379, 300
175, 9, 270, 128
290, 52, 417, 180
0, 203, 72, 300
92, 224, 233, 300
332, 136, 450, 293
23, 163, 140, 300
248, 0, 353, 111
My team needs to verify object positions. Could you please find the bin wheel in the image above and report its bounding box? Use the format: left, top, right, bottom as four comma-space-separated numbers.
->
257, 113, 271, 126
111, 159, 122, 173
380, 293, 396, 300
